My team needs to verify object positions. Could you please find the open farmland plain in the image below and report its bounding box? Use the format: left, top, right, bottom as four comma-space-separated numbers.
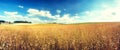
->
0, 22, 120, 50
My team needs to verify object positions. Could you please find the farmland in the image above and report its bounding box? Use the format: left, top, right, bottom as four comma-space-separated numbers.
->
0, 22, 120, 50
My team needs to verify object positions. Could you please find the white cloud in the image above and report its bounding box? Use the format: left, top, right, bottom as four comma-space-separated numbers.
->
4, 11, 18, 15
27, 8, 58, 19
27, 8, 52, 17
27, 8, 81, 24
1, 11, 44, 23
1, 9, 81, 24
18, 5, 24, 8
26, 8, 81, 23
55, 14, 80, 24
56, 10, 61, 14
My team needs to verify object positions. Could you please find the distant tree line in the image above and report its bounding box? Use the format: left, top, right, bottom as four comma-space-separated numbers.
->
0, 20, 31, 24
14, 21, 31, 23
0, 20, 5, 24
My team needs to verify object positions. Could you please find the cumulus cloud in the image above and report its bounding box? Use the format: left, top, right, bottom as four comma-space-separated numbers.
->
1, 9, 81, 24
18, 5, 24, 8
27, 8, 81, 24
27, 8, 58, 19
4, 11, 18, 15
54, 14, 80, 24
1, 10, 58, 23
0, 11, 45, 23
56, 10, 61, 14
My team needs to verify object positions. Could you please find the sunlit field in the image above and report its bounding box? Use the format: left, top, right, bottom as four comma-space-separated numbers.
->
0, 22, 120, 50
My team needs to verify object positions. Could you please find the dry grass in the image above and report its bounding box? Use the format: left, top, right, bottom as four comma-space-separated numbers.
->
0, 22, 120, 50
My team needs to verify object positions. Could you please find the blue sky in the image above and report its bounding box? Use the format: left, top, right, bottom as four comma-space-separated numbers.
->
0, 0, 120, 23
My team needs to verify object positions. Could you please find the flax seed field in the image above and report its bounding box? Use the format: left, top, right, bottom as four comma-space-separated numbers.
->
0, 22, 120, 50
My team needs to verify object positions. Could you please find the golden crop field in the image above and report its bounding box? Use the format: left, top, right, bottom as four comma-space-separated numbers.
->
0, 22, 120, 50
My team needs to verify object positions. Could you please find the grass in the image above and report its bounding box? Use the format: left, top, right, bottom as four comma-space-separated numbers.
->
0, 22, 120, 50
